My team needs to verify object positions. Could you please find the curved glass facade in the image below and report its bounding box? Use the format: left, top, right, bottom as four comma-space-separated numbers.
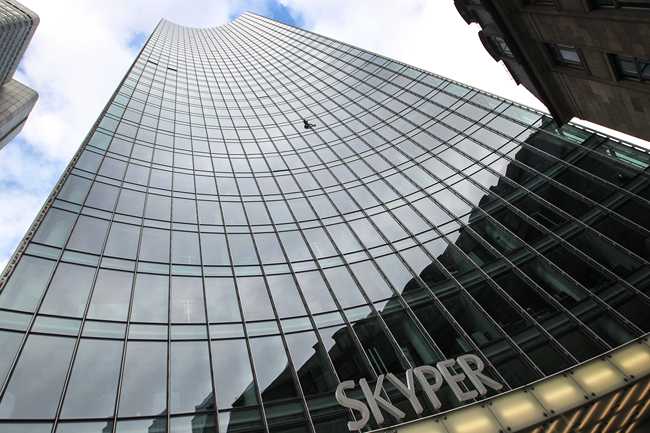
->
0, 12, 649, 433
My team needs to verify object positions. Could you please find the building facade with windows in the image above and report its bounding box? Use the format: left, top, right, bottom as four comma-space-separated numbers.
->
454, 0, 650, 142
0, 0, 39, 150
0, 12, 649, 433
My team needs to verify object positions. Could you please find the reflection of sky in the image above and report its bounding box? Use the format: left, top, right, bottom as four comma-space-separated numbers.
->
212, 339, 255, 409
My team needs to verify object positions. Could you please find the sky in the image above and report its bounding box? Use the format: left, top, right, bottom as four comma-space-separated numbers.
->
0, 0, 648, 270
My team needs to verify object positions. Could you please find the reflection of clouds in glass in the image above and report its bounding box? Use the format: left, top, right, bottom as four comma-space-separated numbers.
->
88, 269, 132, 321
285, 331, 318, 371
119, 341, 166, 417
296, 271, 337, 313
0, 335, 74, 418
62, 339, 122, 418
249, 335, 289, 392
212, 339, 256, 409
170, 341, 213, 413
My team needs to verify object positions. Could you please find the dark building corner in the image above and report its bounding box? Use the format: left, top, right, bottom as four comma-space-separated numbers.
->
455, 0, 650, 142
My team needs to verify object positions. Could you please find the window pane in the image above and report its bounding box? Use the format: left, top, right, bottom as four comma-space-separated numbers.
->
88, 270, 133, 321
267, 274, 306, 317
41, 263, 96, 317
67, 215, 109, 254
237, 277, 274, 321
197, 201, 222, 225
85, 182, 119, 211
33, 208, 76, 247
350, 261, 394, 301
58, 175, 91, 204
115, 418, 166, 433
211, 339, 256, 409
116, 189, 145, 217
205, 278, 241, 322
0, 256, 55, 312
200, 233, 229, 265
145, 194, 171, 220
140, 227, 170, 262
172, 198, 197, 223
285, 331, 338, 395
119, 341, 167, 417
222, 202, 247, 225
278, 231, 311, 261
171, 231, 200, 264
61, 339, 122, 418
57, 421, 114, 433
0, 335, 74, 418
171, 276, 205, 323
249, 336, 298, 402
131, 273, 168, 323
170, 341, 214, 413
323, 266, 366, 308
295, 271, 337, 313
104, 222, 140, 259
0, 331, 22, 385
253, 233, 285, 264
228, 233, 258, 265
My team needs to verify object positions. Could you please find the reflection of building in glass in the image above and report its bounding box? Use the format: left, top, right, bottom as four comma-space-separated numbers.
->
0, 12, 648, 433
0, 0, 39, 150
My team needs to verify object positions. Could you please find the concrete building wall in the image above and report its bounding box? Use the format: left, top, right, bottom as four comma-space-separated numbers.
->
457, 0, 650, 141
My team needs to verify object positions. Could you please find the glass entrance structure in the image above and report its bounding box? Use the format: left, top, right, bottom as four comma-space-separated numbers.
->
0, 12, 649, 433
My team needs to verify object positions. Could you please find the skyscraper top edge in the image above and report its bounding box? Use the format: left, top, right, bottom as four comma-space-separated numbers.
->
158, 11, 264, 32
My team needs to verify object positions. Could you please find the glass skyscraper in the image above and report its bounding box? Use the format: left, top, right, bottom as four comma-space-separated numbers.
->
0, 12, 649, 433
0, 0, 39, 150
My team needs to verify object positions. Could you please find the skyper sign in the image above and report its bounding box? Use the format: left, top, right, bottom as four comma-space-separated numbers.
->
334, 354, 503, 431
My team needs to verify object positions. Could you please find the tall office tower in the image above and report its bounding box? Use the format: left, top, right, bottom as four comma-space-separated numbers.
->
0, 12, 649, 433
0, 0, 38, 150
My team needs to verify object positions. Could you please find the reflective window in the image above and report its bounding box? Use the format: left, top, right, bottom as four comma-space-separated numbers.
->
119, 341, 167, 417
145, 194, 171, 220
58, 175, 91, 204
61, 339, 122, 418
33, 209, 76, 247
171, 231, 200, 264
140, 227, 170, 262
267, 274, 306, 317
285, 331, 338, 395
170, 341, 214, 413
205, 277, 241, 323
237, 277, 275, 321
67, 215, 109, 254
85, 182, 119, 211
249, 335, 298, 402
0, 331, 22, 384
171, 276, 205, 323
41, 263, 96, 317
211, 339, 257, 409
88, 269, 133, 321
295, 271, 337, 313
228, 233, 258, 265
116, 189, 146, 217
131, 273, 168, 323
0, 256, 56, 312
104, 222, 140, 259
323, 266, 366, 308
200, 233, 230, 265
0, 335, 74, 418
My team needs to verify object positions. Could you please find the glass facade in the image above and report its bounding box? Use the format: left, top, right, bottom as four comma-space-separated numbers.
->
0, 12, 649, 433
